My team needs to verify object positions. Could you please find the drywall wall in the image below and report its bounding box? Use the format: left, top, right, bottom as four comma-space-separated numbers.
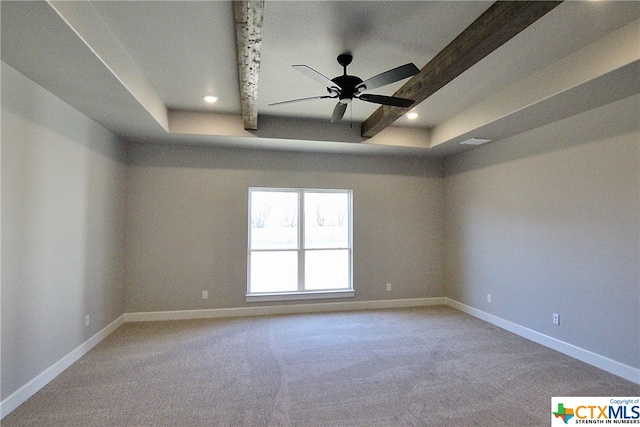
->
125, 145, 444, 312
3, 53, 636, 414
1, 62, 127, 400
444, 94, 640, 369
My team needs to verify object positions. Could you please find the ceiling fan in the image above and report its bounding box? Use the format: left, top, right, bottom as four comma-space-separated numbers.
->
269, 53, 420, 122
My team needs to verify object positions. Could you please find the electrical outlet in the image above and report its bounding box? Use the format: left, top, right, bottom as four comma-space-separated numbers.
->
202, 290, 209, 299
386, 283, 392, 291
85, 315, 90, 327
553, 313, 559, 325
487, 293, 492, 303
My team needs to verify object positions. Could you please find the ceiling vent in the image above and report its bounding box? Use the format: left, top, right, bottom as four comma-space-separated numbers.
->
460, 137, 493, 146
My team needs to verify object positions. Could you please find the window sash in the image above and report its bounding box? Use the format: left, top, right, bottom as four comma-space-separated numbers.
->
247, 188, 352, 297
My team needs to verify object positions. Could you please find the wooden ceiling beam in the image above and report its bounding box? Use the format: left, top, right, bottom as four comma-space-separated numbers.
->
361, 1, 563, 138
234, 0, 264, 130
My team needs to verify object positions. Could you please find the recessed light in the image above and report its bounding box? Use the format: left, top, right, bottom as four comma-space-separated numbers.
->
203, 95, 218, 104
406, 112, 419, 120
460, 137, 493, 146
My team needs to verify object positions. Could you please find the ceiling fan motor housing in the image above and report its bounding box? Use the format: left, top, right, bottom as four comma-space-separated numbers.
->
331, 75, 363, 102
332, 53, 364, 102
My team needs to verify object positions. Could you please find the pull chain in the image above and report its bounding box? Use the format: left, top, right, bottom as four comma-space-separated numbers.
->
350, 102, 353, 128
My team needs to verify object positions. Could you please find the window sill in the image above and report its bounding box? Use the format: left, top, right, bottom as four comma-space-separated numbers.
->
246, 290, 355, 303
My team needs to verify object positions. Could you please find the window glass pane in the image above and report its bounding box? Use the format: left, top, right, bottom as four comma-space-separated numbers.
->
250, 251, 298, 293
304, 192, 349, 249
250, 191, 298, 250
305, 250, 350, 290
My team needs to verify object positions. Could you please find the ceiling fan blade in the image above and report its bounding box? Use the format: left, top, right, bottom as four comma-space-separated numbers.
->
357, 63, 420, 92
331, 102, 348, 122
358, 93, 415, 108
269, 95, 335, 106
292, 65, 339, 89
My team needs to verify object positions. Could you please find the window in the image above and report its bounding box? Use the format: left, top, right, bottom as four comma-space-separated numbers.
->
247, 188, 353, 302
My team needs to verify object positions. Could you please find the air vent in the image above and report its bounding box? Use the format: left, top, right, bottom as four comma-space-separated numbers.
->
460, 137, 493, 146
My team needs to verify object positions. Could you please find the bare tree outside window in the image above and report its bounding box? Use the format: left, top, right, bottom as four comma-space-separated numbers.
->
316, 205, 325, 227
251, 202, 272, 228
337, 206, 346, 226
284, 205, 297, 227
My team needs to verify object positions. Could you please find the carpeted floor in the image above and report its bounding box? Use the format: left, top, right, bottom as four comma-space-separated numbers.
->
3, 306, 639, 426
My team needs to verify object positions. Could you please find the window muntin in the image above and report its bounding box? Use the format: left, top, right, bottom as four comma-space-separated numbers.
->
248, 188, 352, 298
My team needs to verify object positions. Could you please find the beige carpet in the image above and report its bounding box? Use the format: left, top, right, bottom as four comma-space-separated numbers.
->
3, 306, 639, 426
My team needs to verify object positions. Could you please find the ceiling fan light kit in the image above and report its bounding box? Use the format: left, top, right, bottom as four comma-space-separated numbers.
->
269, 53, 419, 122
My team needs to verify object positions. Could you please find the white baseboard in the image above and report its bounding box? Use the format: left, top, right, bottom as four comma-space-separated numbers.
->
444, 298, 640, 385
4, 296, 637, 420
0, 315, 125, 419
2, 298, 437, 419
124, 297, 446, 322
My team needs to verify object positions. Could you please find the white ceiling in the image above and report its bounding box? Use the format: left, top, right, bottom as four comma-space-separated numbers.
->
2, 1, 639, 156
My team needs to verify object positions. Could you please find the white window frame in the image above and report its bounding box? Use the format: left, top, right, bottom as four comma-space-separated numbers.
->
246, 187, 354, 302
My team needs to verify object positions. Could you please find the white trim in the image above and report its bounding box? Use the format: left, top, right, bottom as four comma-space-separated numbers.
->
124, 297, 445, 322
5, 297, 637, 420
246, 289, 355, 302
444, 298, 640, 385
0, 315, 125, 419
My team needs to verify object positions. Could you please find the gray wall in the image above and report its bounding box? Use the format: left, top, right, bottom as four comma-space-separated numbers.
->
444, 94, 640, 368
125, 145, 444, 312
1, 62, 127, 400
2, 59, 638, 407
